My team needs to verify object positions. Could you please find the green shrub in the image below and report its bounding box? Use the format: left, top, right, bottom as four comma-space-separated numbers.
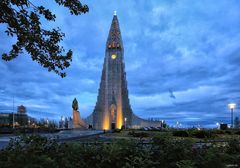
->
194, 147, 225, 168
173, 130, 189, 137
227, 139, 240, 154
191, 130, 213, 139
112, 128, 121, 133
225, 130, 232, 135
0, 134, 239, 168
0, 135, 59, 168
212, 129, 225, 135
152, 134, 194, 168
0, 135, 154, 168
132, 132, 149, 138
234, 131, 240, 135
176, 160, 195, 168
128, 130, 135, 135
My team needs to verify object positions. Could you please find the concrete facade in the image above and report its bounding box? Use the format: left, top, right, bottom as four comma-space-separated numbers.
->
85, 13, 163, 130
92, 14, 133, 130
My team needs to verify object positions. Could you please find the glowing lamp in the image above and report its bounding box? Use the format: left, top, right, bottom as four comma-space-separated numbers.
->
228, 103, 236, 110
228, 103, 237, 128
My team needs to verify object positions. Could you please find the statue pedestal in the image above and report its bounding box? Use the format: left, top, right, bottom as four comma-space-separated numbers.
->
73, 110, 86, 129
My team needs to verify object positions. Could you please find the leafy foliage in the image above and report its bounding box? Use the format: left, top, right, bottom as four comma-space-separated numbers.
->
0, 135, 240, 168
128, 130, 150, 138
190, 129, 213, 139
172, 129, 215, 139
0, 0, 89, 77
172, 130, 189, 137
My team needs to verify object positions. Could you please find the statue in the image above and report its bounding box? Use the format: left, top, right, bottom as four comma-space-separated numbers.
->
72, 98, 78, 111
72, 98, 86, 129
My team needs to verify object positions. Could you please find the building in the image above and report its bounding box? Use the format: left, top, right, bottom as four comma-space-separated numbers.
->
0, 113, 30, 127
86, 12, 163, 130
17, 105, 26, 114
0, 105, 34, 127
91, 12, 133, 130
0, 113, 11, 126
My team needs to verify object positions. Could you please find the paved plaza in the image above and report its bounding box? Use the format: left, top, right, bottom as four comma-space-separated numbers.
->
0, 130, 103, 149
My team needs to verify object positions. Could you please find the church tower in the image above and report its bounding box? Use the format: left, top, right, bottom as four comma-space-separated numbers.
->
93, 12, 133, 130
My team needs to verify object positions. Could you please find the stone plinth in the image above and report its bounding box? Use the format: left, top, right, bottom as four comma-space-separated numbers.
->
73, 110, 86, 129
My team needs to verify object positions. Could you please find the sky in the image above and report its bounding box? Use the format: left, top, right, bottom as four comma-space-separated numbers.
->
0, 0, 240, 127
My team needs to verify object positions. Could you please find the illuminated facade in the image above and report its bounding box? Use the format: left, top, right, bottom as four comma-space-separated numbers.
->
92, 13, 133, 130
88, 13, 164, 130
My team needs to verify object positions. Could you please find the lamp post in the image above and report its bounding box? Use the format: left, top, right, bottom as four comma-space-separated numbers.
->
28, 118, 30, 127
12, 96, 15, 129
124, 117, 127, 129
228, 103, 236, 128
46, 118, 49, 127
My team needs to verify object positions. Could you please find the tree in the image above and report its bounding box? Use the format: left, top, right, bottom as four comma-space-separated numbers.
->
0, 0, 89, 77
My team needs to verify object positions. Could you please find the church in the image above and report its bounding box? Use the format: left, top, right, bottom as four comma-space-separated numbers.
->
83, 12, 162, 130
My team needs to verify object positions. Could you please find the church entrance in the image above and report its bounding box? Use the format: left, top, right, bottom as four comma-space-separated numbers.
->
111, 123, 116, 130
110, 103, 117, 130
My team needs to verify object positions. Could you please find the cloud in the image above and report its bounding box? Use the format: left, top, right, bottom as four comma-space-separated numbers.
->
0, 0, 240, 127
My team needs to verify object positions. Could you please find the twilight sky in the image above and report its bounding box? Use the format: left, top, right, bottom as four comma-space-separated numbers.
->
1, 0, 240, 127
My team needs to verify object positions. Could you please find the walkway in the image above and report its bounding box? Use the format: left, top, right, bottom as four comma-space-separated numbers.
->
0, 130, 104, 149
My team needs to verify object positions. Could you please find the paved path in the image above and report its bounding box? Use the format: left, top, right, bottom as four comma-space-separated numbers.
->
0, 130, 103, 149
0, 136, 13, 149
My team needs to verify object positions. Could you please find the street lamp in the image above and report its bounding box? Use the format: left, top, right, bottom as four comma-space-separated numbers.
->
46, 119, 49, 127
228, 103, 236, 128
28, 118, 30, 127
12, 96, 15, 129
124, 117, 127, 129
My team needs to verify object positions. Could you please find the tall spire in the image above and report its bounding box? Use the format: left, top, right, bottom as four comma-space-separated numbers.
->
106, 12, 123, 50
92, 12, 133, 130
87, 12, 163, 130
